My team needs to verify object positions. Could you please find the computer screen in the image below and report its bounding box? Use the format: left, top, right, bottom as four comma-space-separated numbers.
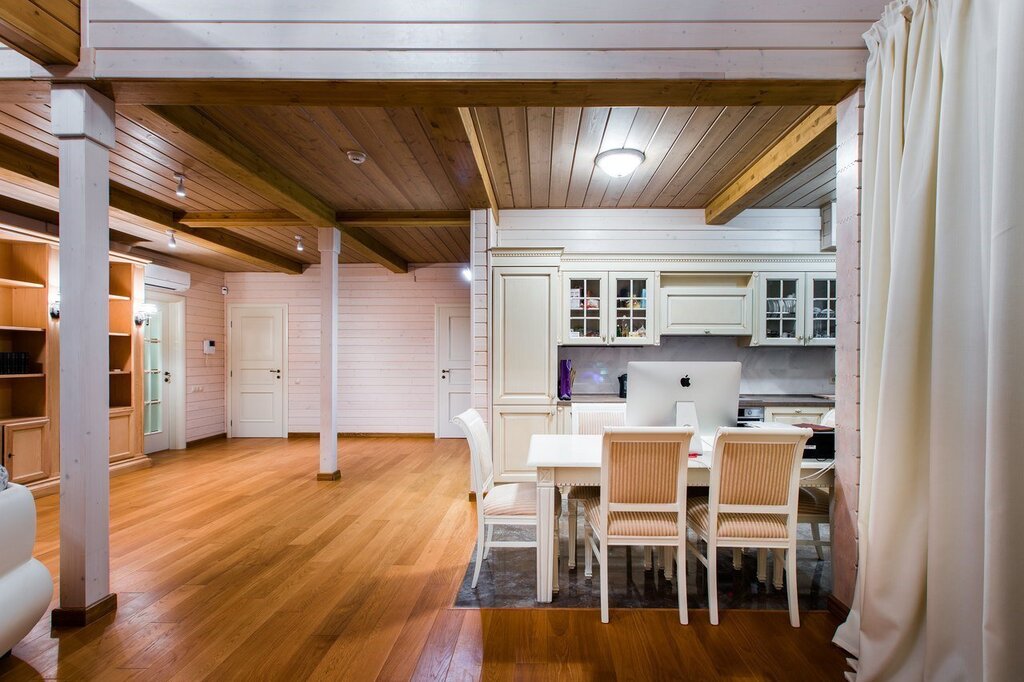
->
625, 361, 741, 447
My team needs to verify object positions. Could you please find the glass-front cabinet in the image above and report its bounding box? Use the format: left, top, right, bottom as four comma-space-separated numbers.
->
562, 271, 655, 345
610, 273, 654, 345
563, 272, 608, 344
755, 272, 837, 346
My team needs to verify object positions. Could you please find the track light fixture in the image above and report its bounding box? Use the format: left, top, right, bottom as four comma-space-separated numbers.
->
295, 235, 304, 252
167, 230, 177, 248
174, 173, 187, 198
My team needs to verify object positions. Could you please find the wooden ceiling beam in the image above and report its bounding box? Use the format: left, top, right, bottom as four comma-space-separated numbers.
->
0, 133, 303, 274
108, 79, 862, 107
124, 105, 336, 228
414, 108, 492, 209
335, 210, 470, 228
0, 2, 80, 66
178, 210, 311, 228
457, 108, 500, 223
340, 227, 408, 274
705, 106, 837, 225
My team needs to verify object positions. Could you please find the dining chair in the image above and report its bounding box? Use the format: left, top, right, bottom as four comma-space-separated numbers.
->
567, 403, 625, 569
686, 426, 812, 627
453, 408, 561, 589
582, 426, 694, 624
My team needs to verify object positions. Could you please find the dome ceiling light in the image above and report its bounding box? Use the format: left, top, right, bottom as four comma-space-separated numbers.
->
595, 148, 646, 178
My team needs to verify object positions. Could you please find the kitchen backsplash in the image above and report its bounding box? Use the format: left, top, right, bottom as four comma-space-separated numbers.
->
560, 336, 835, 396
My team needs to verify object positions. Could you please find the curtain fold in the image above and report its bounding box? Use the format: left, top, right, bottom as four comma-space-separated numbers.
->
835, 0, 1024, 679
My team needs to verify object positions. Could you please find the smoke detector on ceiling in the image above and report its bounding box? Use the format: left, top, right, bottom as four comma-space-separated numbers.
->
346, 150, 367, 165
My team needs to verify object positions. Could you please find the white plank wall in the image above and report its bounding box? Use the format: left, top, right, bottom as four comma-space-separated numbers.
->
144, 253, 227, 443
0, 46, 32, 78
225, 263, 470, 434
495, 208, 824, 254
470, 210, 489, 426
79, 1, 884, 80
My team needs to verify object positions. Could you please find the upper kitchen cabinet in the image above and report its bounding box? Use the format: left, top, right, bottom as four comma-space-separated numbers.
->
562, 271, 654, 346
659, 273, 753, 337
562, 272, 609, 345
492, 266, 559, 404
609, 273, 655, 345
755, 272, 837, 346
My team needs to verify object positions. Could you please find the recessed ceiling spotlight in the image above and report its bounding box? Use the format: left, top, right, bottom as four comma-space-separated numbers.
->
174, 173, 187, 198
595, 148, 645, 178
295, 235, 304, 252
346, 150, 367, 165
167, 230, 177, 249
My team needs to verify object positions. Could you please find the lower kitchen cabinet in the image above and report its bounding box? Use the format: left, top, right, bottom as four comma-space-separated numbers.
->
765, 406, 831, 425
2, 417, 50, 485
492, 404, 557, 482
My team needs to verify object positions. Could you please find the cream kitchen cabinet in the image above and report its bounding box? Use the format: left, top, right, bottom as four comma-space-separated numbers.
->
492, 266, 558, 404
755, 272, 837, 346
1, 418, 50, 485
764, 406, 831, 425
561, 271, 655, 346
492, 405, 558, 482
658, 273, 753, 336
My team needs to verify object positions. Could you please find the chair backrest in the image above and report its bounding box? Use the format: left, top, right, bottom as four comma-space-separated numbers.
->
571, 402, 626, 435
452, 408, 494, 497
599, 427, 694, 538
820, 408, 836, 427
706, 426, 812, 541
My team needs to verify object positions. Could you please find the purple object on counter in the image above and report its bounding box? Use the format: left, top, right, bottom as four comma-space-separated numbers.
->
558, 359, 573, 400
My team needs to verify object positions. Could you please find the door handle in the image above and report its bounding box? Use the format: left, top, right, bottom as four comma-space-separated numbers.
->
164, 370, 171, 383
441, 369, 451, 379
270, 369, 282, 379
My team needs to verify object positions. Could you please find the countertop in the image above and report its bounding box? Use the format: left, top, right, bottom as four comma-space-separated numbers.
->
557, 393, 835, 408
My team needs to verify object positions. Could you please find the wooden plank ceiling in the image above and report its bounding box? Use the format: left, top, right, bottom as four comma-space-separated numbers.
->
469, 105, 834, 210
0, 103, 475, 270
0, 98, 835, 273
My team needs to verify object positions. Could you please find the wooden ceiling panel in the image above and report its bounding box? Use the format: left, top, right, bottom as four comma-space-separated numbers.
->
471, 105, 833, 211
754, 147, 837, 209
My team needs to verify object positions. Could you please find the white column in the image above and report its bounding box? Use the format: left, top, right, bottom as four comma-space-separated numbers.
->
50, 84, 117, 626
317, 227, 340, 480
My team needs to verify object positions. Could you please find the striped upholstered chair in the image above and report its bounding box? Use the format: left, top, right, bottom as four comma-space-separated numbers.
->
582, 426, 694, 624
453, 408, 560, 589
567, 403, 626, 569
686, 426, 812, 627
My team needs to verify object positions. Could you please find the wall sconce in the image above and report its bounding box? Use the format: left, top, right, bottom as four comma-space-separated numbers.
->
49, 296, 60, 319
135, 302, 158, 326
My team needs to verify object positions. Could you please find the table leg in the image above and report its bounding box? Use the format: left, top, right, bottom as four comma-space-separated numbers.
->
536, 468, 556, 603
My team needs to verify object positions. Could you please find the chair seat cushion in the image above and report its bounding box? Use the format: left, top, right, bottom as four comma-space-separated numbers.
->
798, 487, 831, 517
582, 498, 679, 538
569, 485, 599, 500
686, 497, 788, 540
482, 483, 560, 517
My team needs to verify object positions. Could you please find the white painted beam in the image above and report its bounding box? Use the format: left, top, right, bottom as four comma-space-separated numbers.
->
317, 227, 340, 480
50, 84, 118, 627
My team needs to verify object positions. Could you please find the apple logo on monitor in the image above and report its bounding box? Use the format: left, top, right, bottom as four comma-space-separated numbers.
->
680, 375, 691, 388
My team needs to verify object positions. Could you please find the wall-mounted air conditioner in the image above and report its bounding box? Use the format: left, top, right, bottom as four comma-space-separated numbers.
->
144, 263, 191, 292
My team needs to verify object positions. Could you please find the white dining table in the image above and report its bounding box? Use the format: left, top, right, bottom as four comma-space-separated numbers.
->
525, 433, 835, 603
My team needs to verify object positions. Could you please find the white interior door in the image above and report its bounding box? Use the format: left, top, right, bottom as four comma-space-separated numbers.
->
230, 304, 287, 438
437, 305, 472, 438
142, 303, 169, 454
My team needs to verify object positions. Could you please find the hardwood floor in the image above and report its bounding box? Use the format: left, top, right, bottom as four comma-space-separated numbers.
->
1, 436, 849, 681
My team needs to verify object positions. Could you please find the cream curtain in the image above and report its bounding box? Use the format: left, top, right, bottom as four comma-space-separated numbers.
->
834, 0, 1024, 679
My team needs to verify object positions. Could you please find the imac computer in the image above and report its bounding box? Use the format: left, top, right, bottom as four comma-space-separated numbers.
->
625, 361, 741, 450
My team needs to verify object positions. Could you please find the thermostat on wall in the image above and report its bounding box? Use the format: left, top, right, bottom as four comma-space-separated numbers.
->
203, 339, 216, 355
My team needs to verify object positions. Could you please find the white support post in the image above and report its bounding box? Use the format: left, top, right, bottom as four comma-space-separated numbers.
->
50, 84, 118, 627
317, 227, 341, 480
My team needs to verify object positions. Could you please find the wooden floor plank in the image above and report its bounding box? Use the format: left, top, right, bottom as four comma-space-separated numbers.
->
0, 436, 848, 681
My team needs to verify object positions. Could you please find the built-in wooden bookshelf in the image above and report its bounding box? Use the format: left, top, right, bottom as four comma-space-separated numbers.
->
0, 227, 150, 493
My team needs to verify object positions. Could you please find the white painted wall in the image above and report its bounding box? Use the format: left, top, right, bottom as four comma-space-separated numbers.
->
495, 208, 824, 254
225, 263, 470, 434
143, 253, 227, 443
470, 210, 489, 426
70, 1, 885, 80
